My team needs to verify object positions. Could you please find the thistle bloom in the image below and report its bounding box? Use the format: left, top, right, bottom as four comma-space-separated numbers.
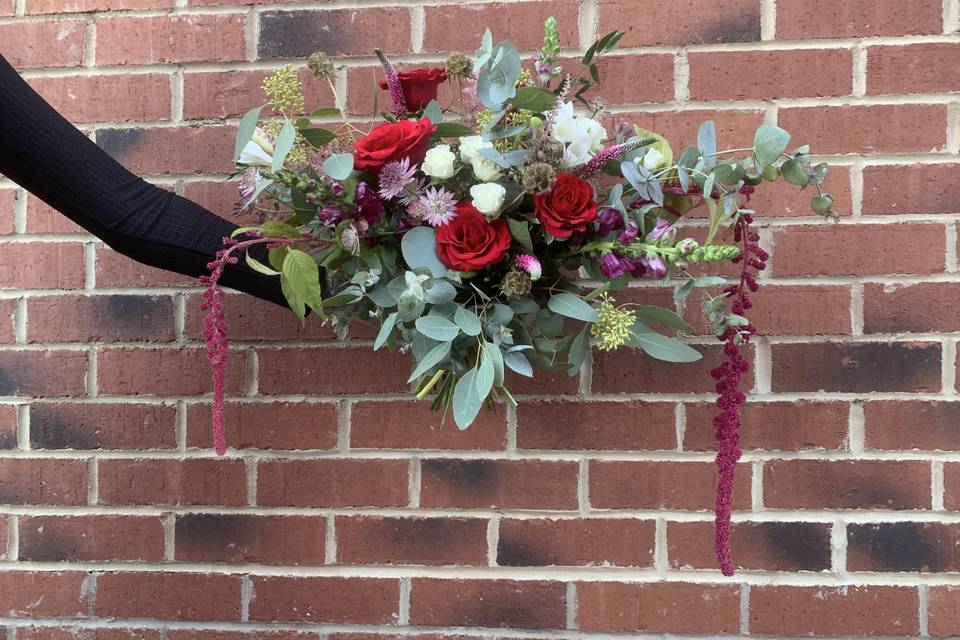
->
378, 157, 418, 200
410, 186, 456, 227
515, 254, 542, 281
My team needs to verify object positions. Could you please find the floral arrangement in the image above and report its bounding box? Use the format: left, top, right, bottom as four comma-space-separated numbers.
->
200, 19, 836, 575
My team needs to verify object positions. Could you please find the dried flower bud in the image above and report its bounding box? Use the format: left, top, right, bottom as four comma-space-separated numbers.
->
499, 270, 533, 299
521, 162, 556, 195
445, 52, 473, 79
308, 51, 335, 81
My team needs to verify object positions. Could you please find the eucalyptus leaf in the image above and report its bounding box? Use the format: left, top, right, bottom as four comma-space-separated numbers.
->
434, 123, 476, 138
407, 340, 452, 383
453, 347, 495, 429
567, 329, 590, 376
300, 128, 337, 148
415, 315, 460, 341
634, 305, 695, 334
628, 322, 702, 363
454, 306, 483, 336
368, 282, 397, 307
374, 312, 398, 351
504, 350, 533, 377
323, 153, 354, 181
754, 123, 790, 169
424, 100, 443, 125
509, 298, 539, 314
235, 106, 262, 161
697, 120, 717, 169
271, 119, 297, 171
781, 159, 809, 187
508, 86, 555, 112
548, 293, 598, 322
507, 218, 534, 252
401, 226, 447, 277
424, 279, 457, 305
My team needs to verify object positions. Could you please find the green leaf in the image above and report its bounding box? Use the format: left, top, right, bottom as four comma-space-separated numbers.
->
407, 340, 452, 383
261, 220, 300, 238
323, 153, 354, 180
281, 249, 323, 315
674, 279, 695, 303
548, 293, 598, 323
487, 341, 505, 387
245, 253, 281, 276
713, 161, 744, 185
509, 298, 539, 314
634, 126, 673, 169
781, 159, 808, 186
368, 282, 397, 307
374, 312, 398, 351
234, 106, 262, 161
694, 276, 728, 288
628, 322, 702, 363
300, 128, 337, 148
811, 194, 834, 216
508, 86, 556, 112
567, 329, 590, 376
697, 120, 717, 169
504, 350, 533, 377
507, 218, 534, 253
401, 226, 447, 277
455, 306, 482, 336
415, 315, 460, 341
424, 279, 457, 305
453, 347, 495, 430
424, 100, 444, 125
311, 107, 342, 117
271, 119, 297, 171
633, 305, 695, 334
434, 122, 475, 138
753, 123, 790, 169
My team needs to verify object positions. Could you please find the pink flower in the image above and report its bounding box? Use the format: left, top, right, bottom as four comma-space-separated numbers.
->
515, 254, 542, 281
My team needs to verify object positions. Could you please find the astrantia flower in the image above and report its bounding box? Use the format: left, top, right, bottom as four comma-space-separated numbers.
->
515, 254, 542, 281
236, 167, 261, 210
410, 186, 457, 227
378, 157, 417, 200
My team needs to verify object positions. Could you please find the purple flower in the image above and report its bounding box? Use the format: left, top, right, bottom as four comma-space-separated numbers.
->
641, 255, 667, 278
318, 204, 344, 226
331, 181, 345, 197
354, 182, 384, 226
378, 157, 417, 200
618, 222, 639, 244
409, 186, 456, 227
647, 217, 675, 242
597, 207, 624, 237
599, 252, 643, 279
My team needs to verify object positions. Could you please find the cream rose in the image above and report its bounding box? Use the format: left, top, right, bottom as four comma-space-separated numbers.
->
421, 144, 456, 179
469, 183, 507, 219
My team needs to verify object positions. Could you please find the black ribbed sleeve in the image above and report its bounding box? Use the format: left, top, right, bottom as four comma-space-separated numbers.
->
0, 53, 288, 307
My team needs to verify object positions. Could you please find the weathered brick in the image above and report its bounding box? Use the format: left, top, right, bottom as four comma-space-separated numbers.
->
864, 282, 960, 333
97, 126, 235, 175
684, 401, 849, 452
27, 74, 171, 124
258, 347, 410, 395
771, 342, 941, 393
98, 458, 247, 506
576, 582, 740, 633
747, 164, 853, 217
257, 458, 408, 507
0, 404, 17, 449
848, 522, 960, 572
689, 49, 852, 100
183, 67, 335, 120
668, 521, 832, 571
16, 628, 160, 640
942, 463, 960, 510
598, 0, 760, 46
25, 193, 88, 234
498, 518, 655, 567
351, 400, 505, 450
258, 9, 410, 59
29, 0, 172, 12
95, 247, 198, 288
865, 400, 960, 451
0, 190, 15, 235
336, 516, 488, 566
423, 1, 579, 52
28, 295, 175, 343
609, 109, 764, 151
862, 164, 960, 215
409, 579, 566, 629
184, 293, 333, 342
764, 460, 932, 509
0, 21, 85, 69
0, 350, 88, 396
95, 572, 242, 621
592, 343, 754, 394
590, 461, 751, 511
30, 402, 176, 450
175, 514, 325, 564
19, 515, 164, 562
868, 44, 960, 95
691, 285, 852, 336
420, 459, 578, 510
0, 571, 89, 617
516, 400, 676, 451
0, 300, 17, 344
96, 15, 246, 65
777, 0, 942, 38
186, 401, 337, 451
248, 576, 398, 623
0, 243, 85, 289
98, 348, 247, 396
930, 586, 960, 637
0, 458, 87, 506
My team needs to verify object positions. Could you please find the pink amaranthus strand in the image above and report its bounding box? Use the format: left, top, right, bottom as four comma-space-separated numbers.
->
710, 204, 767, 576
200, 234, 293, 456
375, 48, 408, 116
576, 138, 649, 179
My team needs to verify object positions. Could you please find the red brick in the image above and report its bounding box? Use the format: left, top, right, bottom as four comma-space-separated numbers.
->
750, 585, 919, 636
421, 459, 578, 510
691, 285, 851, 336
0, 350, 88, 397
96, 15, 246, 65
258, 9, 410, 59
582, 54, 675, 105
28, 295, 175, 343
98, 458, 247, 506
31, 402, 176, 450
669, 520, 831, 571
771, 342, 941, 393
167, 633, 309, 640
0, 189, 16, 235
98, 126, 236, 175
868, 44, 960, 95
183, 67, 336, 120
0, 243, 85, 289
599, 0, 760, 46
248, 576, 398, 623
19, 515, 164, 562
337, 516, 488, 566
186, 401, 337, 451
350, 400, 506, 450
764, 460, 932, 509
29, 0, 172, 11
504, 362, 581, 395
0, 405, 16, 449
609, 109, 765, 152
747, 164, 852, 218
26, 194, 88, 234
863, 164, 960, 215
684, 401, 849, 452
778, 104, 948, 154
847, 522, 960, 572
689, 49, 852, 101
95, 572, 242, 621
28, 74, 171, 124
0, 571, 89, 617
0, 458, 87, 505
771, 224, 946, 276
777, 0, 942, 38
410, 578, 566, 629
0, 21, 86, 69
517, 400, 676, 451
98, 348, 247, 396
0, 300, 17, 344
258, 347, 410, 395
865, 400, 960, 451
942, 463, 960, 510
592, 343, 754, 394
590, 461, 751, 511
498, 518, 654, 567
326, 636, 476, 640
95, 247, 198, 287
576, 582, 740, 633
257, 458, 408, 507
184, 293, 333, 342
175, 514, 325, 564
17, 629, 160, 640
930, 586, 960, 637
864, 282, 960, 333
424, 2, 578, 52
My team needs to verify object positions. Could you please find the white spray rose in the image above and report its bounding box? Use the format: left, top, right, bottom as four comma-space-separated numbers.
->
471, 155, 502, 182
552, 102, 606, 167
458, 135, 491, 163
421, 144, 457, 179
469, 183, 507, 219
239, 134, 273, 166
639, 147, 666, 171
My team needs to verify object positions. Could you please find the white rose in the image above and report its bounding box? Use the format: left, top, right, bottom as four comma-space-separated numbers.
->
639, 147, 666, 171
458, 135, 490, 163
239, 135, 273, 166
552, 102, 606, 153
471, 155, 502, 182
421, 144, 456, 179
562, 135, 595, 168
470, 183, 507, 219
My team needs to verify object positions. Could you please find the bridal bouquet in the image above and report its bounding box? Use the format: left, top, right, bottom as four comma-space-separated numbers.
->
200, 19, 835, 575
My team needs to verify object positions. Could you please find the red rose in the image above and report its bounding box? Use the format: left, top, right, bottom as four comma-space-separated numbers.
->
353, 118, 437, 174
435, 203, 512, 272
533, 172, 598, 238
379, 68, 448, 111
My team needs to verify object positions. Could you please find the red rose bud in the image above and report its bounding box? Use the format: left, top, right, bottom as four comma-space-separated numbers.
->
435, 202, 512, 272
533, 172, 598, 238
379, 68, 448, 112
353, 118, 437, 174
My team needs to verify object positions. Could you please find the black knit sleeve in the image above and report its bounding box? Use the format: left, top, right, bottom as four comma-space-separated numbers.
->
0, 53, 289, 307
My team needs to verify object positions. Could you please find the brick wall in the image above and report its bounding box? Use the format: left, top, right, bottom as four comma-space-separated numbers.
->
0, 0, 959, 637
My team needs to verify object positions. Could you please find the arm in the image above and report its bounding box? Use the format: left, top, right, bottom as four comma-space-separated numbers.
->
0, 53, 289, 307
